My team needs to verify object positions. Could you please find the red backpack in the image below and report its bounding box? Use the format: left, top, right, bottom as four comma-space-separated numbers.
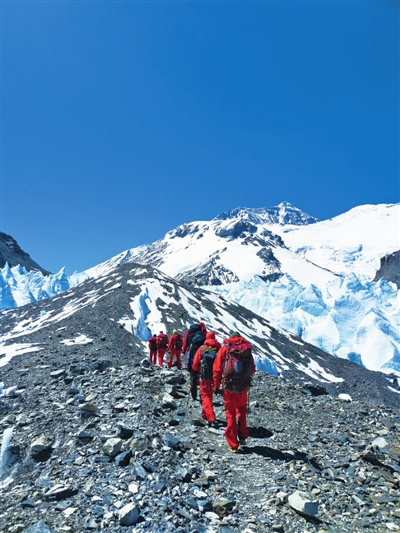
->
157, 334, 168, 349
148, 337, 157, 351
173, 334, 183, 351
222, 340, 253, 393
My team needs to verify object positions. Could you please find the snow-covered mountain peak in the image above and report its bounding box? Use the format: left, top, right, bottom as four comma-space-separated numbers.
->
213, 202, 319, 226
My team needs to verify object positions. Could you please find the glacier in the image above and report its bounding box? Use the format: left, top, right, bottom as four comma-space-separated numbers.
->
0, 264, 88, 311
212, 273, 400, 374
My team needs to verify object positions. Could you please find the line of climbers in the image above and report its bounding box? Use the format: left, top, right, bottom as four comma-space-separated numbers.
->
148, 324, 255, 453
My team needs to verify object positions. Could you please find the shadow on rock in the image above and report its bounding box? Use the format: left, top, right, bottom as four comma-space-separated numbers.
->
248, 426, 273, 438
240, 445, 308, 462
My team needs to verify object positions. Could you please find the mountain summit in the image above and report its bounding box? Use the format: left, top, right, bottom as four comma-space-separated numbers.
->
213, 202, 319, 226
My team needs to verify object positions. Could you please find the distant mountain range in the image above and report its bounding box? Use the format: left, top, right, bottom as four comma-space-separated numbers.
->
1, 202, 399, 375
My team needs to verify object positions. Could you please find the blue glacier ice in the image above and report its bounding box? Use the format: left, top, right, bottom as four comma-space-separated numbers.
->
212, 273, 400, 374
0, 264, 88, 311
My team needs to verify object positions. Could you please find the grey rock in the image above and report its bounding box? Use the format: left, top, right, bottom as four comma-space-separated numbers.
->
90, 359, 113, 372
20, 499, 36, 508
23, 522, 55, 533
50, 369, 66, 379
79, 403, 98, 416
141, 357, 152, 368
132, 462, 148, 480
102, 437, 122, 457
118, 502, 140, 526
44, 485, 78, 502
288, 490, 318, 516
116, 422, 134, 439
163, 433, 181, 450
115, 450, 132, 467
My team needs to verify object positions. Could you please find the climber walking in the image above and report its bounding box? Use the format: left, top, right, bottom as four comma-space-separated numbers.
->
167, 329, 183, 369
156, 331, 169, 367
148, 333, 158, 366
183, 323, 206, 400
182, 322, 206, 358
192, 331, 221, 427
213, 331, 256, 453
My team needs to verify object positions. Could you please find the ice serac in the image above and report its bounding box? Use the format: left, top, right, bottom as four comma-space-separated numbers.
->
0, 264, 89, 311
0, 232, 51, 275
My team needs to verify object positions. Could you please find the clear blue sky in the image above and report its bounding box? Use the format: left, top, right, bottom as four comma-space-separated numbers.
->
0, 1, 398, 274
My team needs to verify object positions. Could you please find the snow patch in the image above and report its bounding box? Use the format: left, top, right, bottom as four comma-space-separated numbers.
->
60, 334, 93, 346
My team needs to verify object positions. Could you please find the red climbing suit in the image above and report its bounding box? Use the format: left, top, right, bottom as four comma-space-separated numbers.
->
192, 332, 221, 423
167, 333, 182, 369
156, 333, 169, 367
148, 335, 158, 366
213, 336, 256, 450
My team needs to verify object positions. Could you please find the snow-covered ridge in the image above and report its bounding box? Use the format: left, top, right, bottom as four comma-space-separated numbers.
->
280, 203, 399, 279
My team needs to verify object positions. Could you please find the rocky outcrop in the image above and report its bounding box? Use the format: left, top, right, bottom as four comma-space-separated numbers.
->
0, 351, 399, 532
0, 232, 51, 275
176, 255, 239, 286
374, 250, 400, 289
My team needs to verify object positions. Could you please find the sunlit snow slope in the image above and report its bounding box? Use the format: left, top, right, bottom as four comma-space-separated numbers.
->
278, 203, 399, 279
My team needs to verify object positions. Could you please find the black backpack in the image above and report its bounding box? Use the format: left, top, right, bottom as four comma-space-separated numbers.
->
200, 345, 218, 380
187, 324, 201, 347
186, 331, 205, 371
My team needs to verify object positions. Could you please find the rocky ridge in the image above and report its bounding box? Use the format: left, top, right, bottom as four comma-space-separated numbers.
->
374, 251, 400, 289
0, 263, 399, 532
0, 233, 50, 275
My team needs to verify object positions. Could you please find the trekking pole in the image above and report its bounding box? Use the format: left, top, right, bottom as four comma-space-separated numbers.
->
247, 388, 250, 414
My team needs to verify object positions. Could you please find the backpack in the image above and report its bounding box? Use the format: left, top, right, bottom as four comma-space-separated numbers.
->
148, 337, 157, 351
186, 331, 206, 371
157, 334, 168, 349
172, 334, 183, 351
187, 324, 201, 348
200, 345, 218, 380
222, 341, 253, 393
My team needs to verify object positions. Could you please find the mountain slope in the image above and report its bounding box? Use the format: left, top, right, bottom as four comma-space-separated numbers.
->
0, 262, 399, 533
279, 203, 399, 279
1, 262, 398, 400
86, 203, 336, 288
